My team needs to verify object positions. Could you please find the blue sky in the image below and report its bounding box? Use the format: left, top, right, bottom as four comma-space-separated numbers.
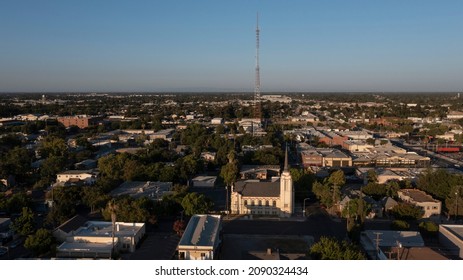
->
1, 0, 463, 92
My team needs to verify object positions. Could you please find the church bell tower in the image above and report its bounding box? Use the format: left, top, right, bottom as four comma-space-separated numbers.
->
280, 145, 294, 217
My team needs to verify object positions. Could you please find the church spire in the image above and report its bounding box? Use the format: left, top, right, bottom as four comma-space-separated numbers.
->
284, 144, 289, 172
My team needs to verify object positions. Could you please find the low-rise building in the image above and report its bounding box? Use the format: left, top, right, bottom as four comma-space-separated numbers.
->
360, 230, 425, 260
110, 181, 173, 201
55, 218, 146, 258
55, 169, 99, 185
439, 224, 463, 259
397, 189, 441, 218
200, 152, 216, 162
300, 148, 352, 168
239, 165, 280, 180
150, 129, 175, 142
177, 214, 222, 260
57, 115, 102, 129
447, 111, 463, 120
191, 176, 217, 188
211, 118, 223, 125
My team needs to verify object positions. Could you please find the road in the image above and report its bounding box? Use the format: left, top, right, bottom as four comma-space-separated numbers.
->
223, 206, 347, 242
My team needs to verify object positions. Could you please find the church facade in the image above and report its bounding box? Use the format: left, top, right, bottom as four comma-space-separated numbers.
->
230, 148, 294, 218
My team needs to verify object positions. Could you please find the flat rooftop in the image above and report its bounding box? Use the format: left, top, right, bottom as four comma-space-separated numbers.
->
74, 221, 144, 238
179, 215, 221, 248
399, 189, 438, 203
58, 241, 113, 252
440, 224, 463, 240
362, 230, 424, 247
110, 181, 172, 199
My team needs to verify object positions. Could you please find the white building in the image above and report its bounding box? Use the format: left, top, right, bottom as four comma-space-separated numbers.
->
447, 111, 463, 120
230, 148, 294, 218
177, 215, 222, 260
200, 152, 216, 162
55, 218, 145, 259
56, 169, 99, 185
211, 118, 223, 125
397, 189, 441, 218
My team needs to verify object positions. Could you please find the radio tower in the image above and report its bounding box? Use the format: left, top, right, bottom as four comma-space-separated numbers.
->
253, 13, 262, 120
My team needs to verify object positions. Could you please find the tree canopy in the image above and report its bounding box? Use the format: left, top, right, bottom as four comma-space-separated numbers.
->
181, 192, 213, 216
309, 236, 365, 260
24, 228, 54, 257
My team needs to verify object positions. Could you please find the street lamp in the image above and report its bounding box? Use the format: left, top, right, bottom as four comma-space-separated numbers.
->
396, 241, 402, 260
455, 190, 459, 223
303, 198, 310, 217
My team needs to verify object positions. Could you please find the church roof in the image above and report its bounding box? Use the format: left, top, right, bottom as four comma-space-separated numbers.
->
234, 180, 280, 198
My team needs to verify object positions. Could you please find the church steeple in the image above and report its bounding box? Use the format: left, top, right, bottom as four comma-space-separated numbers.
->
280, 143, 293, 217
283, 144, 289, 172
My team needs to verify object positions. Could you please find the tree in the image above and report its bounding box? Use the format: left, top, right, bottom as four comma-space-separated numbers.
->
0, 147, 32, 179
390, 203, 424, 220
45, 186, 82, 226
24, 228, 54, 257
173, 219, 186, 236
419, 221, 439, 238
290, 168, 315, 201
181, 192, 213, 216
98, 154, 127, 181
362, 183, 387, 200
309, 236, 365, 260
40, 156, 67, 184
220, 151, 239, 187
11, 207, 35, 236
444, 185, 463, 219
39, 136, 68, 158
102, 196, 155, 223
366, 138, 376, 145
82, 187, 109, 213
328, 170, 346, 187
366, 170, 378, 183
4, 192, 31, 214
391, 220, 410, 230
312, 181, 333, 207
417, 169, 460, 201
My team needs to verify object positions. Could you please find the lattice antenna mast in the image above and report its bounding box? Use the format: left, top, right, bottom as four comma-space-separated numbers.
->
254, 13, 262, 120
255, 13, 260, 99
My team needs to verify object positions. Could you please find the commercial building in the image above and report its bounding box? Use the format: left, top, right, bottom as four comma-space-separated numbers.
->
55, 218, 145, 259
177, 215, 222, 260
300, 148, 352, 168
57, 115, 102, 129
439, 224, 463, 258
110, 181, 173, 201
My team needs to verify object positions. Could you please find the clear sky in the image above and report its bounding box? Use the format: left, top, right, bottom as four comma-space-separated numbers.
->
1, 0, 463, 92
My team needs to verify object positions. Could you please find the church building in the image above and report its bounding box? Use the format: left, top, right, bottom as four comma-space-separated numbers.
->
230, 147, 294, 218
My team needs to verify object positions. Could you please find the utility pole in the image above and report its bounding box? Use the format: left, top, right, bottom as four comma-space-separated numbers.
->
456, 187, 460, 223
374, 232, 382, 260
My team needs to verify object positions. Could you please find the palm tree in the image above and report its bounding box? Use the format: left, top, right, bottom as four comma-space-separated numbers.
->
108, 199, 117, 259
